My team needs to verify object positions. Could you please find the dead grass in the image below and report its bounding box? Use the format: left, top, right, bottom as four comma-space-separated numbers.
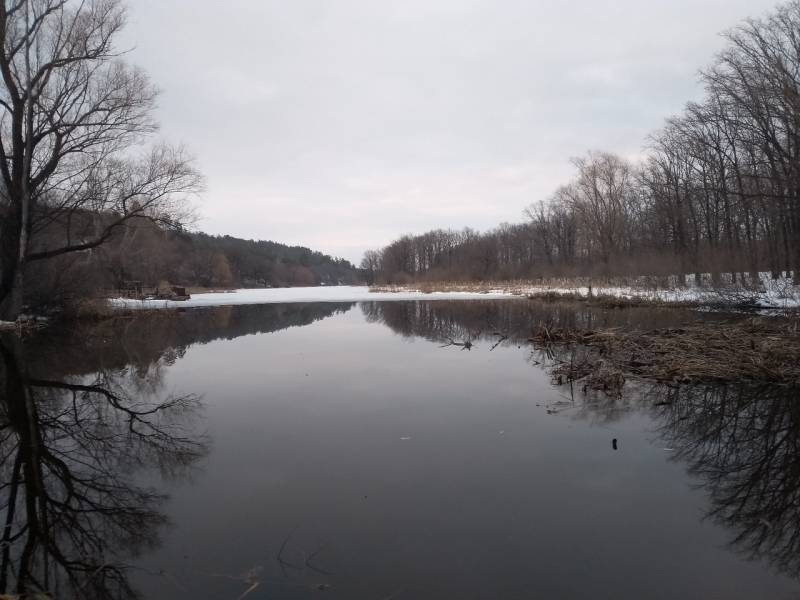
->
370, 280, 532, 295
66, 297, 117, 319
369, 282, 697, 307
530, 317, 800, 386
371, 276, 800, 310
371, 276, 684, 294
527, 290, 699, 309
186, 286, 236, 294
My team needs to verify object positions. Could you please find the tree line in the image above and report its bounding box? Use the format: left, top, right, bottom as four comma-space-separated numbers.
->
0, 0, 202, 319
28, 217, 362, 309
364, 1, 800, 286
0, 0, 362, 318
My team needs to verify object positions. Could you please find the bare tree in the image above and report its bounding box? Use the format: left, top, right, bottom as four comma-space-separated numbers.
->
0, 0, 202, 319
367, 3, 800, 287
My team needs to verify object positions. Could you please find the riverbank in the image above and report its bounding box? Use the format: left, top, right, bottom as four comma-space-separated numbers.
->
529, 315, 800, 388
10, 288, 800, 389
370, 273, 800, 311
107, 285, 520, 309
11, 296, 797, 599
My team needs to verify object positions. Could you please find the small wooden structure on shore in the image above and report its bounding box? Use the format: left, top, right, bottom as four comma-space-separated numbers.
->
113, 282, 191, 301
117, 280, 144, 298
147, 285, 191, 301
169, 286, 191, 301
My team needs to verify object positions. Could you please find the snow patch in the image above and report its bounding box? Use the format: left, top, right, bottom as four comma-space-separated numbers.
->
107, 274, 800, 311
523, 273, 800, 309
109, 286, 519, 310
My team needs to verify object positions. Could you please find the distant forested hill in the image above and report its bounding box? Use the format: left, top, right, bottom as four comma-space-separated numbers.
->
181, 232, 362, 288
27, 219, 364, 308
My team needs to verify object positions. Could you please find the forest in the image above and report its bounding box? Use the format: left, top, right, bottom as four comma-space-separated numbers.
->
26, 219, 362, 310
364, 2, 800, 287
0, 0, 361, 319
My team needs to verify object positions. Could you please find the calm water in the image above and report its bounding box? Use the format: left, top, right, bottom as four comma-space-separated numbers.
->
2, 300, 800, 599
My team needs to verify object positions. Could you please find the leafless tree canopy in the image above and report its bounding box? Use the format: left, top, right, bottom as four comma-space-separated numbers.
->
367, 1, 800, 286
0, 0, 202, 319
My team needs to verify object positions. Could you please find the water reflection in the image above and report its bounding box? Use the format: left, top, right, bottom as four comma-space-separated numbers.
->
0, 302, 354, 598
0, 338, 205, 598
568, 381, 800, 578
653, 384, 800, 578
25, 302, 356, 378
361, 299, 710, 347
363, 300, 800, 583
1, 299, 799, 597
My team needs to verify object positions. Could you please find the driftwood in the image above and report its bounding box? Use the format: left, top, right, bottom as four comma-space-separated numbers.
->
440, 337, 473, 351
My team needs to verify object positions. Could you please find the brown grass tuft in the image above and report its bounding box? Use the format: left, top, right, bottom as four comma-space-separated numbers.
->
530, 318, 800, 385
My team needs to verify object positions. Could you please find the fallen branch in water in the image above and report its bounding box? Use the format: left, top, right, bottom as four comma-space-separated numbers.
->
489, 333, 508, 351
440, 337, 473, 351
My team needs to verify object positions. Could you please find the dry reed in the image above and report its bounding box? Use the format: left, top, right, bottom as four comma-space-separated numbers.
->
529, 318, 800, 385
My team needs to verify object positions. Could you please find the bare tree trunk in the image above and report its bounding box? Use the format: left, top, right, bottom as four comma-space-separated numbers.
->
3, 2, 35, 322
0, 227, 21, 320
5, 270, 24, 321
793, 213, 800, 285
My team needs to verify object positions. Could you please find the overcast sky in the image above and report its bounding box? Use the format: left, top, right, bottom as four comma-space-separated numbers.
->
121, 0, 778, 264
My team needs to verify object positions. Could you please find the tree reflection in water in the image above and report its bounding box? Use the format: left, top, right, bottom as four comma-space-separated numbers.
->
0, 338, 208, 599
0, 302, 352, 599
364, 300, 800, 582
1, 299, 795, 595
649, 384, 800, 578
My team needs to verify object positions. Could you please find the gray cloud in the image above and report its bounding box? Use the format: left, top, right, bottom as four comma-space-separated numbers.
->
122, 0, 778, 262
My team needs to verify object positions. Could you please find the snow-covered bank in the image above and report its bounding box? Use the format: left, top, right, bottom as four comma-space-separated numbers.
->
533, 275, 800, 309
109, 286, 520, 309
374, 273, 800, 310
107, 274, 800, 311
528, 284, 800, 309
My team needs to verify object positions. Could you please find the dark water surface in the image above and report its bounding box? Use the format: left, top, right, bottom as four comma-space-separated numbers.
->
2, 300, 800, 599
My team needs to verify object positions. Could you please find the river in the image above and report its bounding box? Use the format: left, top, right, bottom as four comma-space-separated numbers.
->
1, 299, 798, 599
